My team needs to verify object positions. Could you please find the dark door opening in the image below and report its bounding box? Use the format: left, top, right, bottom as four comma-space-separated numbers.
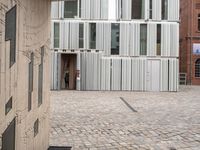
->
2, 118, 16, 150
61, 54, 77, 90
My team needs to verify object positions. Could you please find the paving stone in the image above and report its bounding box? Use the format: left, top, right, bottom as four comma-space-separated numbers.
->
50, 86, 200, 149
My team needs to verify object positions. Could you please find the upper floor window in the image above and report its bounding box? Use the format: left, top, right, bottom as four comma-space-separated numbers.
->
157, 24, 161, 55
195, 59, 200, 77
111, 23, 120, 55
89, 23, 96, 49
140, 24, 147, 55
5, 5, 17, 67
162, 0, 168, 20
54, 22, 60, 48
198, 14, 200, 31
131, 0, 145, 19
64, 0, 78, 18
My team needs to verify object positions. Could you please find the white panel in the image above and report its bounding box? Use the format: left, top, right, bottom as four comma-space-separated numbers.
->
168, 0, 179, 21
170, 23, 179, 57
147, 23, 157, 56
160, 58, 169, 91
161, 23, 170, 56
70, 21, 79, 49
152, 0, 161, 20
121, 0, 131, 20
122, 58, 132, 90
130, 23, 140, 56
111, 58, 121, 90
120, 23, 130, 56
147, 60, 160, 91
51, 1, 59, 19
101, 0, 108, 19
101, 57, 111, 90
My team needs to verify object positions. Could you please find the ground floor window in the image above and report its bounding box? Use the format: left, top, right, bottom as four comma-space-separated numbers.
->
195, 59, 200, 77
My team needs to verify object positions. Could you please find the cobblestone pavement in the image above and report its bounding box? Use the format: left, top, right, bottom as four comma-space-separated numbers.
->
50, 86, 200, 150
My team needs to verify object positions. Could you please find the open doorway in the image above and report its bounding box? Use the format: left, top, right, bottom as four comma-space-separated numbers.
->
61, 54, 77, 90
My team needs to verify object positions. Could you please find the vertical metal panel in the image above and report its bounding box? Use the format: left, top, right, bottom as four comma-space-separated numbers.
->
147, 23, 157, 56
122, 58, 132, 90
111, 58, 121, 90
120, 23, 130, 56
101, 57, 111, 90
130, 23, 140, 56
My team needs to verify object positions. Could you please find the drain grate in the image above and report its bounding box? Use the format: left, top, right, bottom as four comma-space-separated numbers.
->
120, 97, 137, 113
48, 146, 72, 150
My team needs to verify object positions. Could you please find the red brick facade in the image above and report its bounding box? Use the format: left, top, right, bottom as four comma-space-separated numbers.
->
180, 0, 200, 85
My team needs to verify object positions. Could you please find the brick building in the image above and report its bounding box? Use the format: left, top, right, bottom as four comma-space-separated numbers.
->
180, 0, 200, 85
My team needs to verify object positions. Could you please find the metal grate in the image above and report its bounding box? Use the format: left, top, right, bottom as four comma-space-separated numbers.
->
195, 59, 200, 77
179, 73, 187, 85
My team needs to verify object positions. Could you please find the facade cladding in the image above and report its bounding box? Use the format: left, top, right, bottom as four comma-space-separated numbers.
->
51, 0, 180, 92
180, 0, 200, 85
0, 0, 50, 150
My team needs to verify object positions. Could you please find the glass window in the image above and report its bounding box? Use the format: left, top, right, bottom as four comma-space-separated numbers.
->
149, 0, 152, 19
64, 0, 78, 18
34, 119, 39, 137
198, 14, 200, 31
79, 23, 84, 48
162, 0, 168, 20
195, 59, 200, 77
5, 5, 17, 67
157, 24, 161, 55
5, 97, 12, 115
54, 22, 60, 48
111, 23, 120, 55
132, 0, 145, 19
38, 47, 44, 107
140, 24, 147, 55
89, 23, 96, 49
28, 53, 34, 111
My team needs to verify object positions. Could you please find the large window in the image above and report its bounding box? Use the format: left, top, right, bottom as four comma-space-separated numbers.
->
149, 0, 152, 19
131, 0, 145, 19
5, 5, 16, 67
28, 53, 34, 111
140, 24, 147, 55
162, 0, 168, 20
79, 23, 84, 48
64, 0, 78, 18
157, 24, 161, 55
111, 23, 120, 55
54, 22, 60, 48
198, 14, 200, 31
195, 59, 200, 77
89, 23, 96, 49
38, 47, 44, 107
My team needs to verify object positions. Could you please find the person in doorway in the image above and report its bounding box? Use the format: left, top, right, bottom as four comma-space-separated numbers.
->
64, 70, 69, 89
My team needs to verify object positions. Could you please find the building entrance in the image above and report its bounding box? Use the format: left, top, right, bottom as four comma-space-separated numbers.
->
61, 54, 77, 90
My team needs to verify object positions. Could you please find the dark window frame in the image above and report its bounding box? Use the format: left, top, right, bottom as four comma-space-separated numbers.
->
5, 97, 12, 115
195, 59, 200, 77
28, 53, 34, 111
5, 5, 17, 68
34, 119, 39, 137
140, 24, 147, 55
111, 23, 120, 55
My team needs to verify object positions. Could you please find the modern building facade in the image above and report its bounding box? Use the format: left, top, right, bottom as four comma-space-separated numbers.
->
51, 0, 180, 92
0, 0, 51, 149
180, 0, 200, 85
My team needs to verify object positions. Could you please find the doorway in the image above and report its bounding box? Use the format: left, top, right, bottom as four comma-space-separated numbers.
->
147, 60, 161, 91
61, 54, 77, 90
2, 118, 16, 150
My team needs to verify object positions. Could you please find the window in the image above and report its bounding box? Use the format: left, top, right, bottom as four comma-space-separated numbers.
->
131, 0, 145, 19
195, 59, 200, 77
64, 0, 78, 18
111, 23, 120, 55
28, 53, 34, 111
140, 24, 147, 55
38, 47, 44, 106
162, 0, 168, 20
149, 0, 152, 19
157, 24, 161, 55
5, 97, 12, 115
34, 119, 39, 137
198, 14, 200, 31
54, 22, 60, 48
79, 23, 84, 48
5, 5, 17, 67
89, 23, 96, 49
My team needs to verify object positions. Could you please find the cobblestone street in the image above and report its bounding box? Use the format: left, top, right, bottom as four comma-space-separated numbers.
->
50, 86, 200, 150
